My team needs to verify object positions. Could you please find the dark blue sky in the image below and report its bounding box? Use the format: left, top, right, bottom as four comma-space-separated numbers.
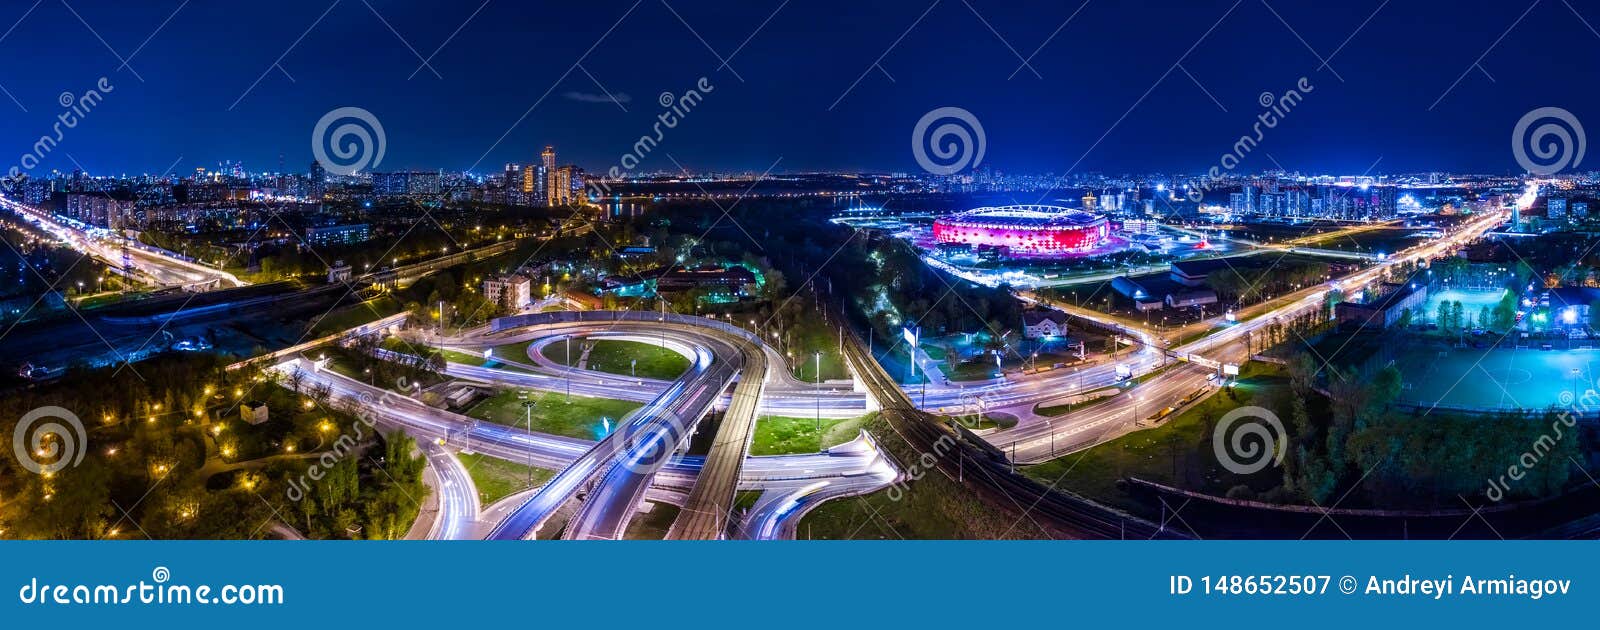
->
0, 0, 1594, 177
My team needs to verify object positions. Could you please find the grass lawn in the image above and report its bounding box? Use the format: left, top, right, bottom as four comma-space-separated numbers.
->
1034, 388, 1120, 417
322, 354, 366, 381
947, 359, 1002, 382
455, 452, 553, 505
1020, 362, 1294, 514
437, 346, 491, 366
797, 416, 1051, 540
947, 413, 1018, 431
623, 502, 681, 540
541, 337, 692, 380
491, 339, 537, 364
750, 414, 872, 455
309, 296, 401, 336
734, 491, 762, 514
463, 389, 641, 440
785, 318, 849, 383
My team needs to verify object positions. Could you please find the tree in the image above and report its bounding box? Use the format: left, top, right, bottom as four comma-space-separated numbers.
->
1492, 292, 1518, 331
1368, 365, 1403, 410
1436, 300, 1452, 331
287, 368, 306, 395
1450, 300, 1465, 332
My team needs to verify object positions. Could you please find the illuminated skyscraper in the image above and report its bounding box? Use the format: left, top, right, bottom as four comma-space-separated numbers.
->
552, 165, 577, 206
542, 146, 557, 206
505, 163, 521, 190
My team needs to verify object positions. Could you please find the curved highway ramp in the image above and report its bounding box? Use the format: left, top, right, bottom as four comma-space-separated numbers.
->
486, 332, 743, 540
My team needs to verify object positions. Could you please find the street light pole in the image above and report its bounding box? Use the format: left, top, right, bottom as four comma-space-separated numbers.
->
814, 352, 821, 432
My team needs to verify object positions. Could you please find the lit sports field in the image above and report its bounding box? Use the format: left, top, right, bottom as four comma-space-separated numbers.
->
1393, 345, 1598, 411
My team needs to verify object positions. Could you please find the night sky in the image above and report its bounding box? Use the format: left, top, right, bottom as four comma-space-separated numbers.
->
0, 0, 1593, 177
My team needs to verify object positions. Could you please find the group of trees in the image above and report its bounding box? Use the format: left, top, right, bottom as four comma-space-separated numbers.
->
0, 354, 430, 539
343, 334, 445, 390
1273, 353, 1583, 507
1206, 259, 1332, 307
1433, 300, 1467, 331
288, 431, 426, 540
1242, 307, 1335, 356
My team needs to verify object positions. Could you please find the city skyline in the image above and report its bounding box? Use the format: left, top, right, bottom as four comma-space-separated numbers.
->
1, 0, 1597, 177
11, 3, 1600, 625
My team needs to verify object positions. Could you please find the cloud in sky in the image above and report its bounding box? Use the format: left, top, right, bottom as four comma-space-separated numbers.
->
563, 91, 631, 105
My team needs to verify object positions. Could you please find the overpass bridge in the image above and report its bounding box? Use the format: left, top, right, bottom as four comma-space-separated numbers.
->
482, 312, 755, 540
362, 240, 518, 288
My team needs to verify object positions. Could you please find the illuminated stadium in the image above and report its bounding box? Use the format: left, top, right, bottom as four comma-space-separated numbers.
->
932, 205, 1110, 255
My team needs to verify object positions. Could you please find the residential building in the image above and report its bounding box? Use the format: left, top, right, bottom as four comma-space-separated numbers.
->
305, 223, 371, 245
1022, 311, 1067, 339
483, 274, 532, 311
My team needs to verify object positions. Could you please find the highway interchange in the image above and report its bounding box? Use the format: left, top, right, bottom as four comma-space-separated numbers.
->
11, 187, 1512, 539
262, 202, 1508, 540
